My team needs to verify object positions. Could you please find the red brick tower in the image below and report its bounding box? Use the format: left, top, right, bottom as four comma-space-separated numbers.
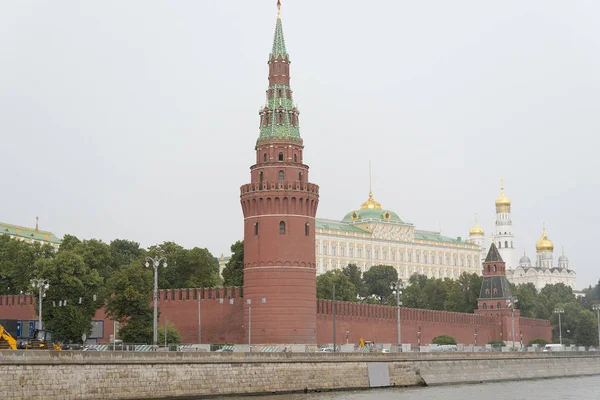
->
475, 242, 521, 345
239, 1, 319, 345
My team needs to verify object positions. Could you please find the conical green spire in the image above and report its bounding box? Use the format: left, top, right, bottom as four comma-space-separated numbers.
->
271, 16, 287, 59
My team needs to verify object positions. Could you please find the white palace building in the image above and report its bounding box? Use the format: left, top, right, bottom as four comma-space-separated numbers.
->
314, 181, 577, 291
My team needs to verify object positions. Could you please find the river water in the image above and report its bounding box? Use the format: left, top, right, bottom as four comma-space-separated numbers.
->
223, 376, 600, 400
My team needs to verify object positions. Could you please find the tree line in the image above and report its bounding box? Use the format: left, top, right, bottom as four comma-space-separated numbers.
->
0, 234, 224, 344
317, 263, 600, 346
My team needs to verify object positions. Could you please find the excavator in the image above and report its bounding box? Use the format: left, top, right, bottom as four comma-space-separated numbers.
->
0, 324, 17, 350
30, 329, 62, 350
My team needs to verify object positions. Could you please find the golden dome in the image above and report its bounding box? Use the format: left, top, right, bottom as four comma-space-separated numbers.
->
536, 228, 554, 252
360, 191, 382, 210
495, 179, 511, 212
469, 213, 484, 236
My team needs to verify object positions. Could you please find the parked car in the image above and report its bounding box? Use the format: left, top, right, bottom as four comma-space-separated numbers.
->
316, 347, 334, 353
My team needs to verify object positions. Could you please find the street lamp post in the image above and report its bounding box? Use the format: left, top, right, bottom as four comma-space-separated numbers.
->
332, 284, 336, 353
145, 256, 167, 347
593, 304, 600, 348
554, 308, 564, 345
507, 296, 518, 350
390, 280, 403, 352
30, 279, 50, 330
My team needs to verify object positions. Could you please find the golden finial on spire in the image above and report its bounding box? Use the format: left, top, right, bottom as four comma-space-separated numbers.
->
495, 177, 511, 211
360, 161, 382, 210
469, 213, 485, 236
277, 0, 281, 19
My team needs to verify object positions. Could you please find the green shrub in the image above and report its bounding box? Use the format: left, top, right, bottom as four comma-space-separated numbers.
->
527, 338, 548, 346
432, 335, 457, 345
488, 340, 506, 347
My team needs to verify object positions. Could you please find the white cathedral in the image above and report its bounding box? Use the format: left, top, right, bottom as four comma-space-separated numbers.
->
468, 182, 577, 291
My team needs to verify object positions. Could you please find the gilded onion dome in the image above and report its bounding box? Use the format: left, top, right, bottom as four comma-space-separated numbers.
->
536, 228, 554, 252
495, 179, 511, 213
469, 214, 484, 236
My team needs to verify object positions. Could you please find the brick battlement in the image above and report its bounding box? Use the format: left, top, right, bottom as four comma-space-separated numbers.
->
317, 300, 500, 326
519, 317, 551, 327
240, 181, 319, 196
156, 287, 243, 302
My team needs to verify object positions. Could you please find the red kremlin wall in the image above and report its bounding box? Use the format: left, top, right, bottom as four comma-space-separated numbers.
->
0, 290, 550, 345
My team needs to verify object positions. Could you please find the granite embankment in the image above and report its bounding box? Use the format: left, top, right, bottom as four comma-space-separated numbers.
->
1, 351, 599, 399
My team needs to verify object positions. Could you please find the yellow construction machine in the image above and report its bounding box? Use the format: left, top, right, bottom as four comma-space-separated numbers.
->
0, 324, 17, 350
30, 329, 62, 350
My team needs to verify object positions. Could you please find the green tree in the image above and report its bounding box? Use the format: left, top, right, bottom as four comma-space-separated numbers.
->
0, 235, 55, 294
33, 251, 103, 343
105, 262, 154, 344
402, 274, 429, 309
512, 283, 538, 318
58, 234, 81, 252
316, 270, 357, 302
363, 265, 398, 304
158, 321, 182, 345
342, 264, 366, 298
110, 239, 143, 269
528, 338, 548, 346
432, 335, 457, 345
222, 241, 244, 287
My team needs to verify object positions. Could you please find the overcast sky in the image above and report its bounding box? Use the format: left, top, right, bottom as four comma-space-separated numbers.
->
1, 1, 598, 288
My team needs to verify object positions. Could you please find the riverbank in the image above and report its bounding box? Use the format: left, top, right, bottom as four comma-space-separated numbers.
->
1, 351, 599, 399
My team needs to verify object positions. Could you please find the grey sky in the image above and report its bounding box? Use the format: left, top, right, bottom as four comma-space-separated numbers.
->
1, 1, 598, 288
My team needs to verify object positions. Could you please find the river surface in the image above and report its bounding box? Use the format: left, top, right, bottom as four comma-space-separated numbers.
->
222, 376, 600, 400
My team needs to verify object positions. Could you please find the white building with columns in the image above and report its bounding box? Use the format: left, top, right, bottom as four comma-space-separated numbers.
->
315, 190, 482, 281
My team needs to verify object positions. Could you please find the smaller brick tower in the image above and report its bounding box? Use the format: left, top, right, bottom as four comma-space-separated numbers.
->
476, 242, 521, 345
239, 1, 319, 345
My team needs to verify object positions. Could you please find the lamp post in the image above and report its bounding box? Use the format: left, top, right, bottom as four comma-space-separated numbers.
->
390, 280, 403, 352
332, 284, 336, 353
145, 256, 167, 347
593, 304, 600, 348
30, 279, 50, 330
474, 329, 478, 346
554, 308, 564, 345
507, 296, 518, 350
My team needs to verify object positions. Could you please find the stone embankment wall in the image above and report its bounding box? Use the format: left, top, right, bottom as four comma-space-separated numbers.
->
1, 351, 599, 400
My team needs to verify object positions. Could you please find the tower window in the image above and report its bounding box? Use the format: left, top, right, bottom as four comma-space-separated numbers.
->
299, 172, 303, 181
278, 170, 284, 181
497, 302, 501, 309
263, 153, 267, 162
278, 89, 283, 97
259, 172, 264, 182
279, 221, 286, 234
498, 242, 501, 248
305, 223, 309, 236
254, 223, 259, 236
482, 303, 487, 310
294, 154, 297, 162
278, 152, 284, 161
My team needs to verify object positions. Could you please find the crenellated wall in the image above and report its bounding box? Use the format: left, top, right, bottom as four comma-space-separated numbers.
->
0, 290, 551, 345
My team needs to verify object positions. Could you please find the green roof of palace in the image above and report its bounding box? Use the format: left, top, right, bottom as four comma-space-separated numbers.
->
342, 209, 404, 224
414, 230, 465, 244
316, 219, 366, 234
0, 222, 62, 244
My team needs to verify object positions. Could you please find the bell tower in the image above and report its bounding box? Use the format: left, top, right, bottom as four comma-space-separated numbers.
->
240, 1, 320, 345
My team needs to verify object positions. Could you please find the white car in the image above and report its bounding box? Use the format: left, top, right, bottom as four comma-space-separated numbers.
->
316, 347, 334, 353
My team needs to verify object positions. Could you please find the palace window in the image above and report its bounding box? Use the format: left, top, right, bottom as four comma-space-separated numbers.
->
498, 242, 502, 248
332, 244, 337, 256
505, 241, 508, 248
416, 253, 420, 263
453, 255, 457, 266
279, 221, 286, 234
424, 254, 428, 264
391, 250, 396, 261
349, 245, 354, 257
358, 247, 362, 258
366, 248, 371, 259
446, 255, 450, 266
278, 170, 284, 181
408, 252, 412, 263
467, 258, 471, 268
438, 255, 442, 265
323, 243, 328, 256
340, 246, 345, 257
278, 152, 284, 161
374, 248, 379, 260
316, 243, 319, 255
383, 249, 387, 261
